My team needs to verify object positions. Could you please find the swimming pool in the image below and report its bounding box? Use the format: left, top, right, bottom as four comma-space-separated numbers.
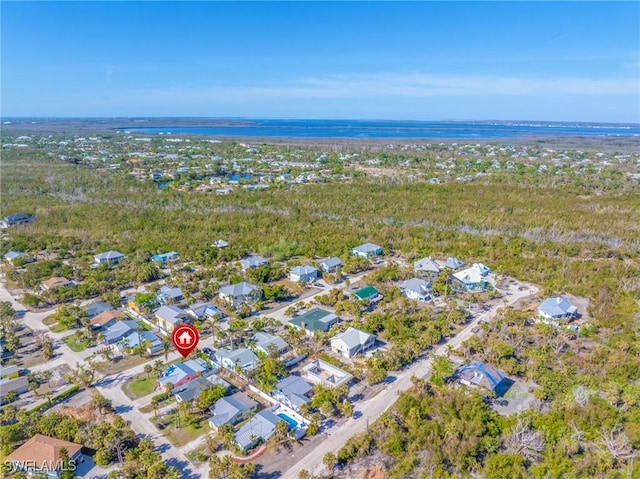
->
277, 413, 298, 429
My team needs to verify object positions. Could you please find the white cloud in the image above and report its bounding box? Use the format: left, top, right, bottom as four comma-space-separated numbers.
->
128, 72, 640, 104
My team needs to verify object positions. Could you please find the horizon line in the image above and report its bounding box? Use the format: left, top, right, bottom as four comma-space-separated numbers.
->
2, 116, 639, 126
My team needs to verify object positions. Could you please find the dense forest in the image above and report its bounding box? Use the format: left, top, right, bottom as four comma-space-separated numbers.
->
1, 139, 639, 478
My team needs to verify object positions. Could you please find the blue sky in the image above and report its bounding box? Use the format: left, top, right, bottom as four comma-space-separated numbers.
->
2, 1, 639, 122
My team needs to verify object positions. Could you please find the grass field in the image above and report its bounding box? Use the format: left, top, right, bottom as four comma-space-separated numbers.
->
122, 375, 156, 400
62, 335, 89, 352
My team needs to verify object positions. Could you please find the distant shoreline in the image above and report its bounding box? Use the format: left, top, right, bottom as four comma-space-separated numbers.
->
2, 117, 639, 151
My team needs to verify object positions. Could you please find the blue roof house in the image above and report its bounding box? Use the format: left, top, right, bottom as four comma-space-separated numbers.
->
444, 257, 465, 270
157, 285, 183, 304
457, 362, 510, 396
538, 297, 578, 323
151, 251, 179, 264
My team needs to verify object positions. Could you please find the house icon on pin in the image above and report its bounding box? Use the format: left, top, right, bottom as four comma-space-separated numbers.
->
178, 330, 192, 345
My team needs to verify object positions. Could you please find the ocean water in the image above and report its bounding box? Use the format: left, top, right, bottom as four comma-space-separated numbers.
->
121, 119, 640, 140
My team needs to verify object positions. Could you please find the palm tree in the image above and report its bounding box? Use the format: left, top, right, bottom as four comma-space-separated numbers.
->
162, 337, 170, 361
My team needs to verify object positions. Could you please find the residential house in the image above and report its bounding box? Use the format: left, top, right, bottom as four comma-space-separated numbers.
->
538, 297, 578, 323
7, 434, 84, 479
273, 375, 313, 412
212, 239, 229, 248
239, 255, 268, 271
289, 265, 319, 283
187, 302, 223, 320
154, 305, 189, 332
3, 251, 26, 264
0, 376, 29, 404
352, 285, 381, 303
234, 408, 282, 451
86, 301, 114, 319
251, 332, 289, 356
158, 359, 207, 390
289, 308, 339, 336
319, 257, 343, 273
330, 327, 376, 358
208, 392, 258, 431
103, 320, 140, 345
174, 371, 230, 403
400, 278, 433, 302
351, 243, 383, 259
215, 348, 259, 373
90, 310, 124, 330
116, 329, 163, 355
94, 250, 125, 265
303, 359, 353, 388
0, 213, 34, 228
40, 277, 74, 291
218, 282, 261, 307
452, 263, 491, 292
157, 285, 184, 304
414, 257, 440, 278
456, 362, 509, 396
151, 251, 179, 264
444, 257, 465, 270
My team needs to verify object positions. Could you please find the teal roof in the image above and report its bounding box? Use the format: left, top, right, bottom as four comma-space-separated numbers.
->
353, 285, 379, 301
289, 308, 337, 331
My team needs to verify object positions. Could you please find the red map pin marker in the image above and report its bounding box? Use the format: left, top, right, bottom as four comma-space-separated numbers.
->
171, 324, 200, 358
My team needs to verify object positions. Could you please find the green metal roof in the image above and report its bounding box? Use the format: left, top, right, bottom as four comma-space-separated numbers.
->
353, 285, 379, 301
289, 308, 335, 331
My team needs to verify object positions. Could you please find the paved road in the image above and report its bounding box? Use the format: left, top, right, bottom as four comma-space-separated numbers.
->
0, 282, 207, 479
282, 280, 538, 478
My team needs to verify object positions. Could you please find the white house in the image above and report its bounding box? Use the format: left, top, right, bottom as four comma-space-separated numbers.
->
452, 263, 491, 292
351, 243, 383, 259
330, 327, 376, 358
400, 278, 433, 302
303, 359, 353, 388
